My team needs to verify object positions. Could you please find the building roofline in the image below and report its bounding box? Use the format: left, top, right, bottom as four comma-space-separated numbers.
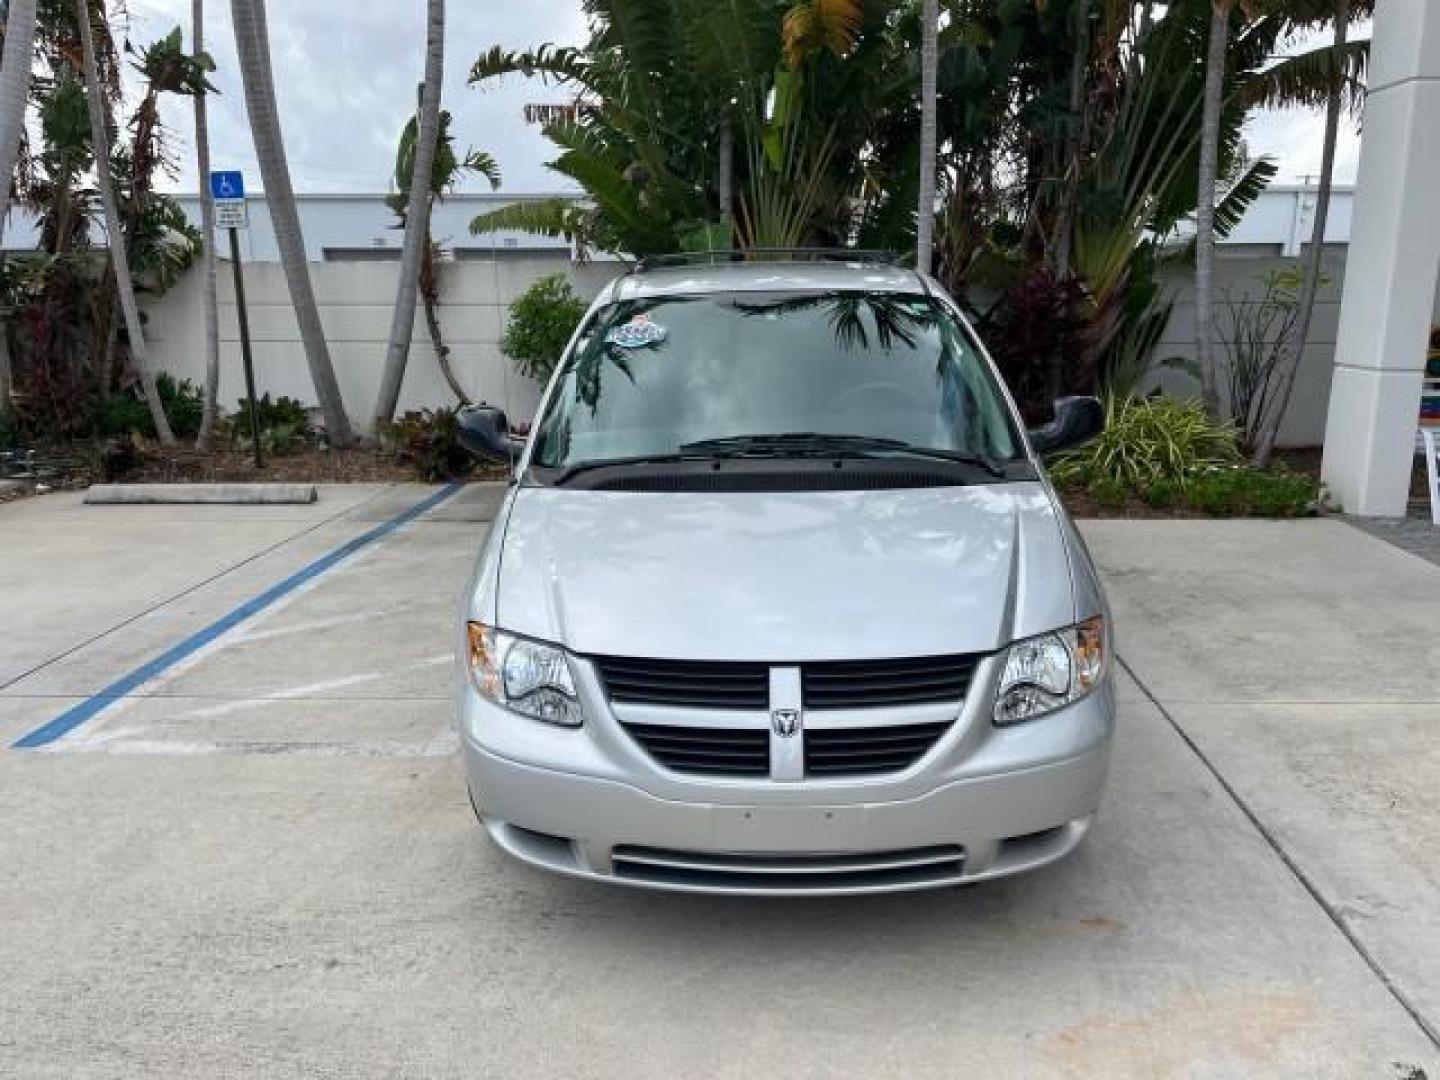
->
157, 190, 581, 202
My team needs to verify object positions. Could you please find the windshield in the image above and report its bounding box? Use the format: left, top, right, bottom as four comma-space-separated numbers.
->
530, 290, 1022, 471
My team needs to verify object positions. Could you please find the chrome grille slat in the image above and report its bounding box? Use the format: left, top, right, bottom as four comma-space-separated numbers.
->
611, 844, 966, 893
621, 722, 769, 775
593, 657, 769, 709
803, 656, 977, 707
805, 722, 950, 775
613, 844, 964, 874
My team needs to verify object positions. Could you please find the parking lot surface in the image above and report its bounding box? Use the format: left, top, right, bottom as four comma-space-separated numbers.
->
1, 485, 1437, 1078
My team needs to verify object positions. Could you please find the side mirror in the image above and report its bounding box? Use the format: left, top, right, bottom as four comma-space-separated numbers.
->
1029, 396, 1105, 456
457, 405, 525, 465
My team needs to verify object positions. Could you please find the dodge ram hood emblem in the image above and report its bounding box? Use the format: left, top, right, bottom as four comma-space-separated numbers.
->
771, 708, 802, 738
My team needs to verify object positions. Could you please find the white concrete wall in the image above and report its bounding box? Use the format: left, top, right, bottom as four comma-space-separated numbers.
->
143, 257, 622, 426
1151, 251, 1347, 446
1151, 252, 1440, 447
139, 246, 1438, 447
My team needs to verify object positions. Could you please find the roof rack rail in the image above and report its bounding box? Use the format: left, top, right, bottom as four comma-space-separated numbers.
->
633, 248, 903, 272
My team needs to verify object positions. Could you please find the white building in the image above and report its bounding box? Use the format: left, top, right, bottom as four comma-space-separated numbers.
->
4, 191, 577, 263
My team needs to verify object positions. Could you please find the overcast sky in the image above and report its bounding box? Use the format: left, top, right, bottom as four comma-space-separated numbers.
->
127, 1, 1361, 197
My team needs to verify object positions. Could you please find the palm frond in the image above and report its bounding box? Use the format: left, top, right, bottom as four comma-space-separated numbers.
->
1239, 37, 1368, 113
468, 44, 593, 89
462, 150, 502, 191
469, 198, 586, 241
781, 0, 864, 70
1214, 156, 1277, 239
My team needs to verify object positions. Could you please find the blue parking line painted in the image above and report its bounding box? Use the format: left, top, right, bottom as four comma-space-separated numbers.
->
12, 482, 464, 750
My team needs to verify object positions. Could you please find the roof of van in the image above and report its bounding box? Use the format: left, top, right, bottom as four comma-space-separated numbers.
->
598, 259, 928, 304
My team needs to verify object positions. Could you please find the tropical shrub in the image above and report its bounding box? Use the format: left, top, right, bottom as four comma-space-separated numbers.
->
1217, 266, 1323, 455
1186, 466, 1320, 518
230, 394, 312, 456
93, 375, 204, 439
381, 408, 474, 482
501, 274, 587, 384
156, 375, 204, 437
92, 394, 152, 439
1050, 396, 1240, 493
233, 393, 309, 432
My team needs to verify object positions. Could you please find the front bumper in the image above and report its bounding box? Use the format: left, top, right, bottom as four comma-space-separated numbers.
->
459, 654, 1114, 896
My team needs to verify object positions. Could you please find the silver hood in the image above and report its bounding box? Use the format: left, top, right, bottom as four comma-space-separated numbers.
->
491, 484, 1078, 661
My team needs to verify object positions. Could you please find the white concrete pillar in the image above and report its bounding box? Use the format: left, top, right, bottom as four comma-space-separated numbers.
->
1320, 0, 1440, 516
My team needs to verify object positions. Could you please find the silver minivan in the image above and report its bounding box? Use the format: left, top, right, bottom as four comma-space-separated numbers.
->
456, 253, 1113, 896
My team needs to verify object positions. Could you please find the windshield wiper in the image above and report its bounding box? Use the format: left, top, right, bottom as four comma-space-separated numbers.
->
546, 450, 744, 485
678, 433, 1009, 478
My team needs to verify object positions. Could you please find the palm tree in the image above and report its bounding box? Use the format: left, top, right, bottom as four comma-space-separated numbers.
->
915, 0, 938, 273
0, 0, 32, 410
191, 0, 221, 446
76, 0, 174, 443
382, 111, 498, 406
229, 0, 352, 445
373, 0, 444, 427
1250, 0, 1357, 465
1193, 0, 1234, 415
0, 0, 36, 228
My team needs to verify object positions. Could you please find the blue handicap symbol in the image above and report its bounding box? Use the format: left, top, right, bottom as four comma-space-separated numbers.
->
210, 171, 245, 201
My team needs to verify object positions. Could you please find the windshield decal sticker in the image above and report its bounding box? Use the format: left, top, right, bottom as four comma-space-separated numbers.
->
606, 314, 668, 350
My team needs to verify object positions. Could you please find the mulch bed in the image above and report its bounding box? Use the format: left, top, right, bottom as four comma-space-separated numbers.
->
118, 446, 420, 485
2, 441, 507, 495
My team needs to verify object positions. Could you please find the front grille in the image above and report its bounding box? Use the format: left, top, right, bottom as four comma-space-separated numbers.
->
596, 653, 977, 780
591, 653, 978, 709
803, 655, 978, 708
621, 722, 769, 776
610, 844, 966, 894
804, 721, 951, 776
592, 656, 768, 709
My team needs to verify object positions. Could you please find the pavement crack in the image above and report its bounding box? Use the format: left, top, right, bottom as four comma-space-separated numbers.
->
1118, 653, 1440, 1054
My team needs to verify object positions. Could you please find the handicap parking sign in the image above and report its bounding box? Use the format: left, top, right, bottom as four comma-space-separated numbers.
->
210, 170, 245, 201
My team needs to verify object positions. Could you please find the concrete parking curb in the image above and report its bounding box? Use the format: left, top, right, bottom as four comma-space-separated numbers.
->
84, 483, 318, 505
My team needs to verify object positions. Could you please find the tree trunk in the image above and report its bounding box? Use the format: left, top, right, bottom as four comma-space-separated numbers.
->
420, 242, 469, 405
77, 0, 174, 444
1193, 1, 1229, 415
230, 0, 353, 445
0, 309, 11, 412
1251, 0, 1349, 467
915, 0, 939, 274
193, 0, 222, 447
372, 0, 444, 427
0, 0, 36, 230
718, 113, 733, 248
1052, 0, 1087, 283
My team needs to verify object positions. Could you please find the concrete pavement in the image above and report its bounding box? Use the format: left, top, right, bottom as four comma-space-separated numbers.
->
0, 488, 1437, 1077
1085, 519, 1440, 1053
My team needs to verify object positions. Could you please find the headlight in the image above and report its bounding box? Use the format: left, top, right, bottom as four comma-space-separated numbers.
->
466, 622, 582, 727
993, 615, 1107, 726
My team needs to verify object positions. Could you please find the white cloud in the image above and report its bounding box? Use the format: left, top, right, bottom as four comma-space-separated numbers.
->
129, 0, 587, 195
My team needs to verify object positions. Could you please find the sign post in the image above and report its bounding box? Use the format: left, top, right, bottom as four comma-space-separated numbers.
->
210, 170, 261, 468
